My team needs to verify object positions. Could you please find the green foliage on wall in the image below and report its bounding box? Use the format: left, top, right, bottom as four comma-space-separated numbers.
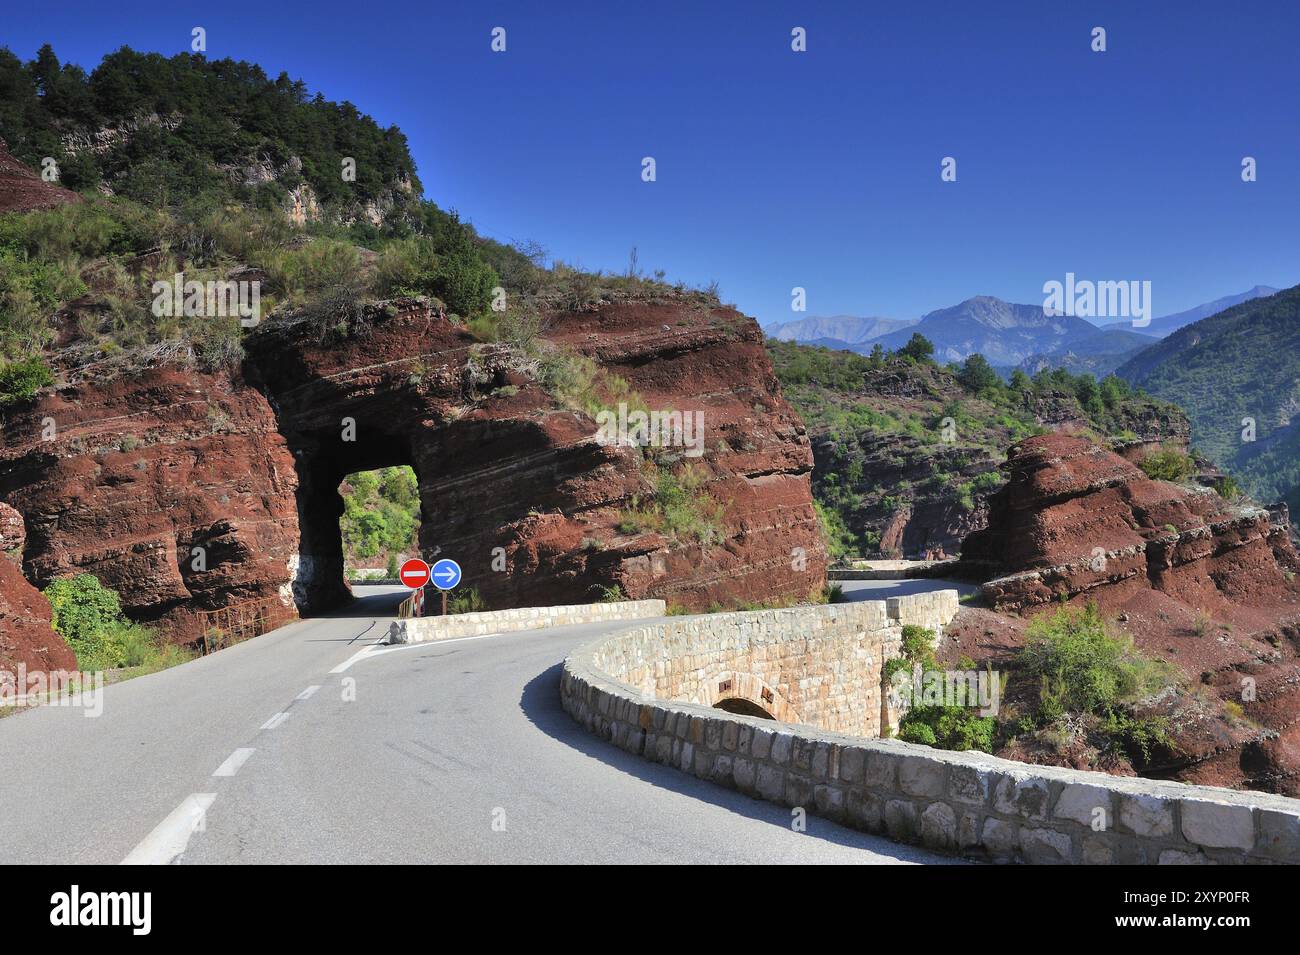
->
339, 466, 420, 567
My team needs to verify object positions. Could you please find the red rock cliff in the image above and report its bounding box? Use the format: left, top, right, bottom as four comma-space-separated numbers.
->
0, 138, 82, 214
0, 295, 826, 646
958, 433, 1300, 794
0, 503, 78, 681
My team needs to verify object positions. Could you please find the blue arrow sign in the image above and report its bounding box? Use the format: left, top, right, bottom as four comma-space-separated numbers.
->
430, 558, 462, 591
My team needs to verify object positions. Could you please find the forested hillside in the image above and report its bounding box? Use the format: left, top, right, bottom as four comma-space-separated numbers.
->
0, 45, 417, 211
339, 467, 420, 577
0, 45, 566, 386
1118, 284, 1300, 506
769, 339, 1189, 557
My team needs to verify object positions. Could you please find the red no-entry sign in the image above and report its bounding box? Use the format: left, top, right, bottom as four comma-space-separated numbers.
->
399, 558, 431, 590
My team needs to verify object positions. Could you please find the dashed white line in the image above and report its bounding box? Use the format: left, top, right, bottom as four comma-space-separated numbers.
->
296, 684, 321, 700
212, 748, 255, 777
260, 712, 290, 730
120, 793, 216, 865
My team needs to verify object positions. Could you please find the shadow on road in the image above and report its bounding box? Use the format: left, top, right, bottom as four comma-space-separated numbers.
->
517, 662, 960, 863
295, 586, 408, 643
302, 585, 410, 620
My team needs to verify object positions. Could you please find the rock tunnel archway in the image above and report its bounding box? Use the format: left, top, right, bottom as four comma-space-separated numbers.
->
287, 424, 423, 614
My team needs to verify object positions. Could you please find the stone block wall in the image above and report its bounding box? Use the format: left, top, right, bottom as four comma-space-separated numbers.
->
589, 592, 957, 737
559, 592, 1300, 864
386, 599, 665, 644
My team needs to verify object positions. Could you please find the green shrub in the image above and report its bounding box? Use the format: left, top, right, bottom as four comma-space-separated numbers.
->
45, 574, 124, 666
956, 353, 1001, 394
1213, 475, 1242, 501
260, 239, 360, 301
1014, 604, 1177, 763
821, 583, 845, 604
901, 702, 995, 752
447, 586, 486, 614
431, 241, 498, 317
899, 332, 935, 362
42, 573, 186, 673
814, 500, 858, 559
619, 463, 727, 545
1138, 446, 1195, 482
899, 722, 937, 746
0, 200, 166, 261
0, 356, 54, 405
885, 624, 997, 752
590, 583, 625, 602
1019, 605, 1173, 717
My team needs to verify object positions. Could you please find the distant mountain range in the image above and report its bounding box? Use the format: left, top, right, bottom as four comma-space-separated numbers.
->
765, 286, 1282, 373
1100, 285, 1279, 339
767, 295, 1158, 368
765, 284, 1299, 517
765, 314, 916, 345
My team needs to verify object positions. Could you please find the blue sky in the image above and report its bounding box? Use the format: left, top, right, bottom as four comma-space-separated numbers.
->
5, 0, 1299, 325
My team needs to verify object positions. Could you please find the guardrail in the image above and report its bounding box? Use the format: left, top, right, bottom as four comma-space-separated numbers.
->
397, 588, 422, 619
198, 596, 297, 653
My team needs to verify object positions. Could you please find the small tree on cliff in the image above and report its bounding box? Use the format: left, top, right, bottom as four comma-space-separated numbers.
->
957, 353, 1001, 394
898, 333, 935, 363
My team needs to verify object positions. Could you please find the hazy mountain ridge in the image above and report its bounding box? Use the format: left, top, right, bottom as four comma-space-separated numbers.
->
1101, 285, 1280, 338
868, 295, 1151, 367
765, 314, 916, 344
768, 288, 1284, 375
770, 295, 1162, 367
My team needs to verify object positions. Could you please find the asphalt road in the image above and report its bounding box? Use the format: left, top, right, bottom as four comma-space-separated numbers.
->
0, 582, 967, 865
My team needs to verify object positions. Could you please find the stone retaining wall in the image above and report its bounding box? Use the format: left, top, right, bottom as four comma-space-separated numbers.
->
559, 594, 1300, 864
586, 591, 958, 736
386, 599, 665, 644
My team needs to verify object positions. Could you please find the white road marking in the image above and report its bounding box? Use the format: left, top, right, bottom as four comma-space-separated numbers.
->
212, 748, 255, 777
330, 642, 385, 674
296, 685, 321, 701
120, 793, 216, 865
334, 631, 507, 671
260, 712, 290, 730
330, 614, 597, 674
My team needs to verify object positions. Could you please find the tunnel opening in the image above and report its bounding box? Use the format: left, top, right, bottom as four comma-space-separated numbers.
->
713, 697, 775, 720
339, 466, 421, 583
288, 426, 426, 616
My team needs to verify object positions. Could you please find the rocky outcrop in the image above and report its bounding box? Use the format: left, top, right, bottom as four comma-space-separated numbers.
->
963, 434, 1299, 615
0, 295, 825, 646
241, 296, 825, 615
0, 504, 77, 680
0, 366, 302, 639
959, 433, 1300, 795
778, 345, 1189, 558
0, 138, 82, 213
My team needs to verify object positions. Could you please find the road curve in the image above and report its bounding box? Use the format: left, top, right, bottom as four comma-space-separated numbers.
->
0, 584, 966, 864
